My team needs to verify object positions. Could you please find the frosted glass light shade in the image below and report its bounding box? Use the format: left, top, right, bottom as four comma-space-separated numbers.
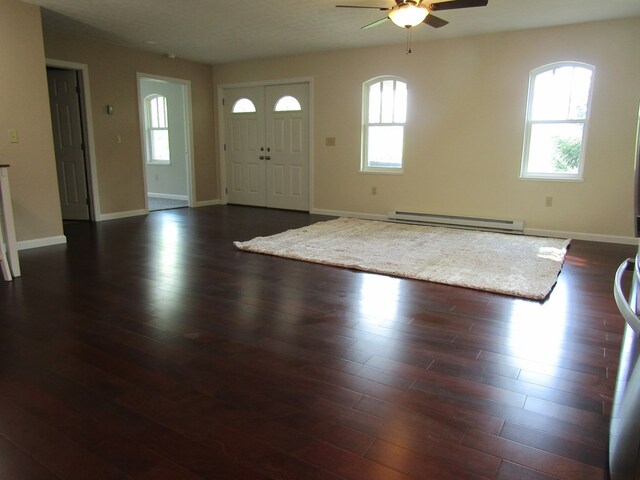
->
388, 4, 428, 28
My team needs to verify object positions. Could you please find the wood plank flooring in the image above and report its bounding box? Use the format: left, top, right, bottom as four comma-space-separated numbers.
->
0, 205, 634, 479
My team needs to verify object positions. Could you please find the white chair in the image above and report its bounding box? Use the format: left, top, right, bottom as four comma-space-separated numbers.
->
0, 165, 20, 280
0, 220, 11, 281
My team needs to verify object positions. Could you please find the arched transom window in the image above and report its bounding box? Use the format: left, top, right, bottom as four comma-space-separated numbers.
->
521, 62, 595, 180
274, 95, 302, 112
361, 76, 407, 173
232, 98, 257, 113
145, 94, 170, 164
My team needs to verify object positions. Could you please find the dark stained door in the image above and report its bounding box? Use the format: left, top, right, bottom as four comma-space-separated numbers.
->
47, 67, 90, 220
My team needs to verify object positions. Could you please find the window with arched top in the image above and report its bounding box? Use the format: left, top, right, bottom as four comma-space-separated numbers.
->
274, 95, 302, 112
361, 76, 407, 173
232, 98, 257, 113
145, 94, 170, 164
521, 62, 595, 180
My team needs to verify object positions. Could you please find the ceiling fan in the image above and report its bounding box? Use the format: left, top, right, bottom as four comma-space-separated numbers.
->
336, 0, 488, 30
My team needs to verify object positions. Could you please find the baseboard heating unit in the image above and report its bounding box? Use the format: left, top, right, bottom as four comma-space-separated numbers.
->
387, 211, 524, 234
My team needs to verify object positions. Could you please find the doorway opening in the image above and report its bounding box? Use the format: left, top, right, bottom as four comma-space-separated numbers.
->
138, 75, 194, 212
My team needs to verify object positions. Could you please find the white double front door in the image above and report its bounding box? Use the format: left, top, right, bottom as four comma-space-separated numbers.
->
223, 83, 309, 211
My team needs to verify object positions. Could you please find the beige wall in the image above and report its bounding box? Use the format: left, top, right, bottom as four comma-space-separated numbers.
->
0, 0, 63, 243
43, 31, 218, 214
213, 17, 640, 239
3, 3, 637, 243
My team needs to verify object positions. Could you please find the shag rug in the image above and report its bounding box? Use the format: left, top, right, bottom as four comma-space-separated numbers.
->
234, 217, 571, 300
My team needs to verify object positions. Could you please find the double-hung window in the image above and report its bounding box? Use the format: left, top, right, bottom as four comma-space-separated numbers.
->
521, 62, 594, 180
145, 94, 170, 164
362, 77, 407, 173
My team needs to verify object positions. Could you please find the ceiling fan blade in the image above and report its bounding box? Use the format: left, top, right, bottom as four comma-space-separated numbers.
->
336, 5, 391, 10
362, 17, 390, 29
424, 14, 449, 28
428, 0, 488, 11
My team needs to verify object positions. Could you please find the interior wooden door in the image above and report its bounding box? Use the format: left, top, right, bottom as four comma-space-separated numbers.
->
47, 68, 90, 220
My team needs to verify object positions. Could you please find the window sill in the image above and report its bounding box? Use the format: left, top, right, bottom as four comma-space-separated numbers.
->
360, 168, 404, 175
146, 161, 171, 166
520, 173, 583, 182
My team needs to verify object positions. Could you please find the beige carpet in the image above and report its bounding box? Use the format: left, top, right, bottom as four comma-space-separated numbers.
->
234, 217, 571, 300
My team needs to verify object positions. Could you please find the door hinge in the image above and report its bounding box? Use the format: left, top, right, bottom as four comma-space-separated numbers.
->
75, 85, 80, 94
223, 144, 226, 151
222, 98, 225, 106
225, 187, 228, 194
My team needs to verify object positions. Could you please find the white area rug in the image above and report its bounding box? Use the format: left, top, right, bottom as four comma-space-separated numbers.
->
234, 217, 571, 300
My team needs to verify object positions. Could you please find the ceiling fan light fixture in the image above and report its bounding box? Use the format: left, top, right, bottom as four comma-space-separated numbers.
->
388, 3, 428, 28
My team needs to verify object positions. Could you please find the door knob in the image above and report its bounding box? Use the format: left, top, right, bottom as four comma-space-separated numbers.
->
265, 156, 271, 160
259, 156, 265, 160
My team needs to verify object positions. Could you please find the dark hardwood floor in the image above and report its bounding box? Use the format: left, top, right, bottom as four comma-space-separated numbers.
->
0, 205, 635, 479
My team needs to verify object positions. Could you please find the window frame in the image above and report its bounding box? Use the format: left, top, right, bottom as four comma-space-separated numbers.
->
520, 61, 595, 181
144, 94, 171, 165
361, 76, 407, 175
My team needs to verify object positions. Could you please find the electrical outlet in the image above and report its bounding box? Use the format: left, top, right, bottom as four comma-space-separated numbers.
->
8, 129, 18, 143
545, 196, 553, 207
372, 186, 377, 195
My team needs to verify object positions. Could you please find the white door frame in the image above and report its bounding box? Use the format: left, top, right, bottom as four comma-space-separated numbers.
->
45, 58, 101, 221
217, 77, 314, 209
136, 73, 195, 212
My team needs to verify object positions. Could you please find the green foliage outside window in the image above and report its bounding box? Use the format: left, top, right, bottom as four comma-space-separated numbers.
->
553, 137, 581, 172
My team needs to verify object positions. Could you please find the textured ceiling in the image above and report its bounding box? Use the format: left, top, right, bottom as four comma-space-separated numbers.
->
22, 0, 640, 65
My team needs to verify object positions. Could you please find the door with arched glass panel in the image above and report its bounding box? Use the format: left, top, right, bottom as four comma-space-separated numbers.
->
223, 83, 309, 211
264, 83, 309, 211
224, 86, 267, 207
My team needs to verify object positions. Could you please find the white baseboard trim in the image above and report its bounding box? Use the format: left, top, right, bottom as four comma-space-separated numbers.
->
193, 199, 223, 207
524, 228, 637, 245
310, 208, 638, 245
98, 209, 147, 221
17, 235, 67, 251
147, 193, 189, 201
310, 208, 387, 221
